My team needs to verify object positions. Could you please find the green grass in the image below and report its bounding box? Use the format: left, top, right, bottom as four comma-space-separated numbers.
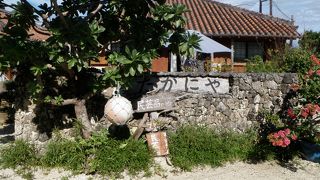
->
40, 130, 152, 176
168, 126, 257, 170
0, 131, 152, 177
0, 126, 282, 175
41, 139, 86, 171
90, 138, 152, 176
0, 140, 38, 168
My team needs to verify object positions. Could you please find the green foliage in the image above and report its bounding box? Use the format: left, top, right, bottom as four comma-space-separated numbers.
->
0, 130, 152, 176
88, 137, 152, 175
248, 47, 312, 74
41, 139, 86, 171
298, 56, 320, 103
178, 32, 201, 59
168, 126, 256, 170
106, 47, 157, 86
40, 130, 152, 176
299, 31, 320, 54
0, 1, 198, 118
246, 55, 280, 73
270, 47, 313, 74
0, 140, 37, 168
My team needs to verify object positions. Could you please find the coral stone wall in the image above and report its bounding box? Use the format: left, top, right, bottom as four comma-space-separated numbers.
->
130, 72, 298, 132
13, 72, 298, 145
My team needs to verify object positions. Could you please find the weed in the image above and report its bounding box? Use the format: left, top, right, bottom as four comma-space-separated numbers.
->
61, 176, 69, 180
40, 130, 152, 176
15, 167, 34, 180
41, 139, 85, 171
168, 126, 257, 170
20, 170, 34, 180
89, 137, 152, 176
0, 140, 37, 168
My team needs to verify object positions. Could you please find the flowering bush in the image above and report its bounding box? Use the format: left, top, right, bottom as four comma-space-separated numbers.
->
267, 54, 320, 147
283, 103, 320, 144
268, 128, 297, 147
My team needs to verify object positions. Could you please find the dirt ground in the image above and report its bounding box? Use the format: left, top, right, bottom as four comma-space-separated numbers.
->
0, 158, 319, 180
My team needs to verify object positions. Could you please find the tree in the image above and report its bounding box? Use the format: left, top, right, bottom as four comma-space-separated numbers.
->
0, 0, 199, 138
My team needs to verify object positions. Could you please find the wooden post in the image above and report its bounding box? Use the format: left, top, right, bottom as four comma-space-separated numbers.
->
270, 0, 273, 16
132, 113, 148, 140
231, 40, 234, 72
259, 0, 262, 13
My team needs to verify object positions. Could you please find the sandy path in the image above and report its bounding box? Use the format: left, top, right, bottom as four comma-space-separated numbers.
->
0, 159, 319, 180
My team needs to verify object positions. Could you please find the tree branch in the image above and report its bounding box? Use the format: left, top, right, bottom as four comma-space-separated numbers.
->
50, 0, 69, 29
50, 98, 78, 106
0, 3, 17, 10
86, 3, 103, 20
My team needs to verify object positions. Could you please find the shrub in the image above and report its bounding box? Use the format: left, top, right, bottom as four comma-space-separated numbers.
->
246, 55, 280, 73
263, 55, 320, 146
168, 126, 256, 170
0, 140, 37, 168
269, 47, 312, 74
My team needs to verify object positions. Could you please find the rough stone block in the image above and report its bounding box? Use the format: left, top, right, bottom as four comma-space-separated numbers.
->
265, 80, 278, 90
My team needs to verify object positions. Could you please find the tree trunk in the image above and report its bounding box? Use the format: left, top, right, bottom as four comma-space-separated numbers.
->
74, 99, 93, 139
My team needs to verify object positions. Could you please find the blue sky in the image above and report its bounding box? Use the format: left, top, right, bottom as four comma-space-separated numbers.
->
216, 0, 320, 33
4, 0, 320, 33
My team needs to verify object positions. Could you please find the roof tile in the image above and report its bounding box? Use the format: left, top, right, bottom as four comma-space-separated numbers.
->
167, 0, 300, 38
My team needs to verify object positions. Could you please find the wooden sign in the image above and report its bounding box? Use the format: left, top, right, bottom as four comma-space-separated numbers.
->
146, 131, 169, 156
136, 94, 174, 113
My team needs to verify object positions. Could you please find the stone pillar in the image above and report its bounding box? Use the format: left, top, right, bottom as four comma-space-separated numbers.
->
14, 104, 40, 142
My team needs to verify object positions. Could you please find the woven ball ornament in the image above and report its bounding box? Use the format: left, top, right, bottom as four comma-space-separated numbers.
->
104, 96, 133, 125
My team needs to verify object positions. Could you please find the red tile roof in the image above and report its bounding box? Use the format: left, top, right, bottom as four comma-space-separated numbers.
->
0, 10, 49, 41
167, 0, 299, 38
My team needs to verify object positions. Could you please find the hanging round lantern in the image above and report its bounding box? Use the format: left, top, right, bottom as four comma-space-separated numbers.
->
104, 95, 133, 125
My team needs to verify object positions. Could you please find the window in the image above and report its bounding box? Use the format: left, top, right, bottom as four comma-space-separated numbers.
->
234, 42, 246, 60
234, 41, 264, 61
248, 42, 264, 58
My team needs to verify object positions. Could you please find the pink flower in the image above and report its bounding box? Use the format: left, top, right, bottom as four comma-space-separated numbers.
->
283, 138, 291, 147
307, 69, 314, 76
287, 108, 297, 119
278, 130, 286, 138
300, 107, 309, 118
284, 128, 290, 135
273, 133, 279, 139
315, 104, 320, 112
311, 55, 320, 65
305, 104, 320, 116
317, 70, 320, 76
276, 140, 283, 147
291, 134, 298, 141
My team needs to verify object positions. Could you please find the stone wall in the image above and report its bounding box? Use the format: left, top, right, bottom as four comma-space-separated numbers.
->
12, 72, 298, 145
130, 72, 298, 132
